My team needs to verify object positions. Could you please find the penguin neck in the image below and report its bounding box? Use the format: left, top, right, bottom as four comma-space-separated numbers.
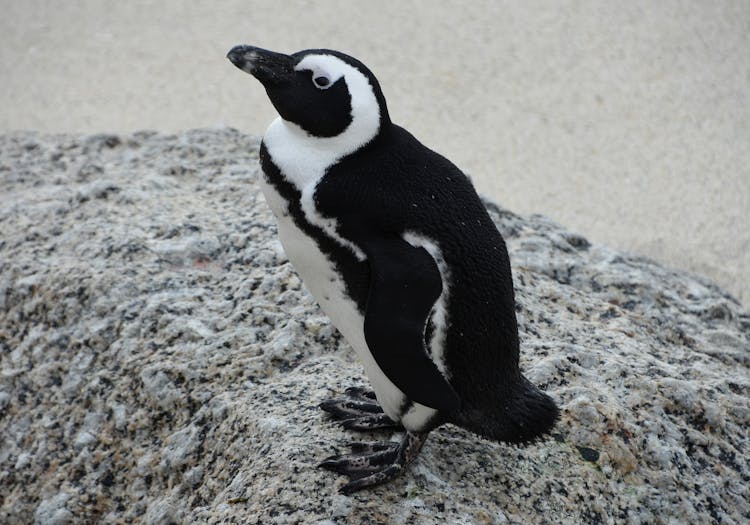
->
263, 107, 386, 187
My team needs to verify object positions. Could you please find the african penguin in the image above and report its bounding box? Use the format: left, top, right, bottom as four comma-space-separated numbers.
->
227, 45, 559, 494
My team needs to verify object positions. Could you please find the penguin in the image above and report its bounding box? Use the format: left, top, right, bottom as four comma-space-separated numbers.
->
227, 45, 559, 494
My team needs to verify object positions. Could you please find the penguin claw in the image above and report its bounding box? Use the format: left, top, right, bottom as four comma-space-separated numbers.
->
319, 432, 428, 494
319, 398, 382, 417
348, 440, 400, 454
320, 387, 403, 432
320, 447, 398, 477
344, 386, 377, 399
339, 465, 403, 495
341, 414, 403, 431
318, 445, 399, 476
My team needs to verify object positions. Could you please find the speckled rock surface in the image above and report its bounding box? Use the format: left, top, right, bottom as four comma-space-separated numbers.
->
1, 129, 748, 524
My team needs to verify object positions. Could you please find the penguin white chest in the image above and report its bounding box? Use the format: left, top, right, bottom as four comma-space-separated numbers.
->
258, 171, 411, 422
257, 175, 350, 316
258, 119, 364, 328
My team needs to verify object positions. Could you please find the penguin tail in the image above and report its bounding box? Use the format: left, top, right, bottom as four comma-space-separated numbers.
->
452, 376, 559, 445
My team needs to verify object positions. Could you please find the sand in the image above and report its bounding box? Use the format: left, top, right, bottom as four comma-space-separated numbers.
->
1, 0, 748, 305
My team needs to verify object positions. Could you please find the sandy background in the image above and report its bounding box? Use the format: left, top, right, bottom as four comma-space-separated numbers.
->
1, 0, 748, 305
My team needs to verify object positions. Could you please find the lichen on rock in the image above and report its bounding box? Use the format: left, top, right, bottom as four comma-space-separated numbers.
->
0, 129, 748, 524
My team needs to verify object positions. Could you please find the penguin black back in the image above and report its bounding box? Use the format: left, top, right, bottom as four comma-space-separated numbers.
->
315, 123, 559, 443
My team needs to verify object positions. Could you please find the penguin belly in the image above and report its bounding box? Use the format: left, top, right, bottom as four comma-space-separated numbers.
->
258, 176, 438, 430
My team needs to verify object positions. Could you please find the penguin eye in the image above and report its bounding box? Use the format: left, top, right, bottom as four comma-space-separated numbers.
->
313, 75, 331, 89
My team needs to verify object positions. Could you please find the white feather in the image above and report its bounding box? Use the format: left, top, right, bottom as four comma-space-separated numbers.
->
402, 231, 452, 379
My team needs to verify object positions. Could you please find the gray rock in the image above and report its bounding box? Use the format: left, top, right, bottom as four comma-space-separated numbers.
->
0, 390, 10, 412
0, 129, 748, 524
34, 492, 73, 525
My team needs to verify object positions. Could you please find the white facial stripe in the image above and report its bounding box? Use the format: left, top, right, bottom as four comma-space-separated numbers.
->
291, 54, 381, 151
294, 55, 345, 82
295, 56, 342, 90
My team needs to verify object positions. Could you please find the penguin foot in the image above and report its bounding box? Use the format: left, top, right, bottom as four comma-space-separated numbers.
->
320, 386, 403, 431
319, 431, 428, 494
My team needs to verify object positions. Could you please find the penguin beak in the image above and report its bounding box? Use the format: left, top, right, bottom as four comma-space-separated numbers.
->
227, 45, 296, 86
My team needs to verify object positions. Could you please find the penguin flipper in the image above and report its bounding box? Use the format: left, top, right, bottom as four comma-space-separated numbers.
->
359, 235, 460, 412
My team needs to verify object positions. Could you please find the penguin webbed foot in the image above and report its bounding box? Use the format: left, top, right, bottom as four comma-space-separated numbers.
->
319, 432, 428, 494
320, 386, 403, 431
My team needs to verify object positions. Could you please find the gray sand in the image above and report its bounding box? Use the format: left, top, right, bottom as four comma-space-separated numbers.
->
0, 1, 748, 305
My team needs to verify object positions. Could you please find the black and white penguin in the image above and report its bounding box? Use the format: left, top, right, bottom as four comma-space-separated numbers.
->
227, 45, 559, 494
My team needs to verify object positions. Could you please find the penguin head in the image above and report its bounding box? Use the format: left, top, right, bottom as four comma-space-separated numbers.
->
228, 45, 389, 141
